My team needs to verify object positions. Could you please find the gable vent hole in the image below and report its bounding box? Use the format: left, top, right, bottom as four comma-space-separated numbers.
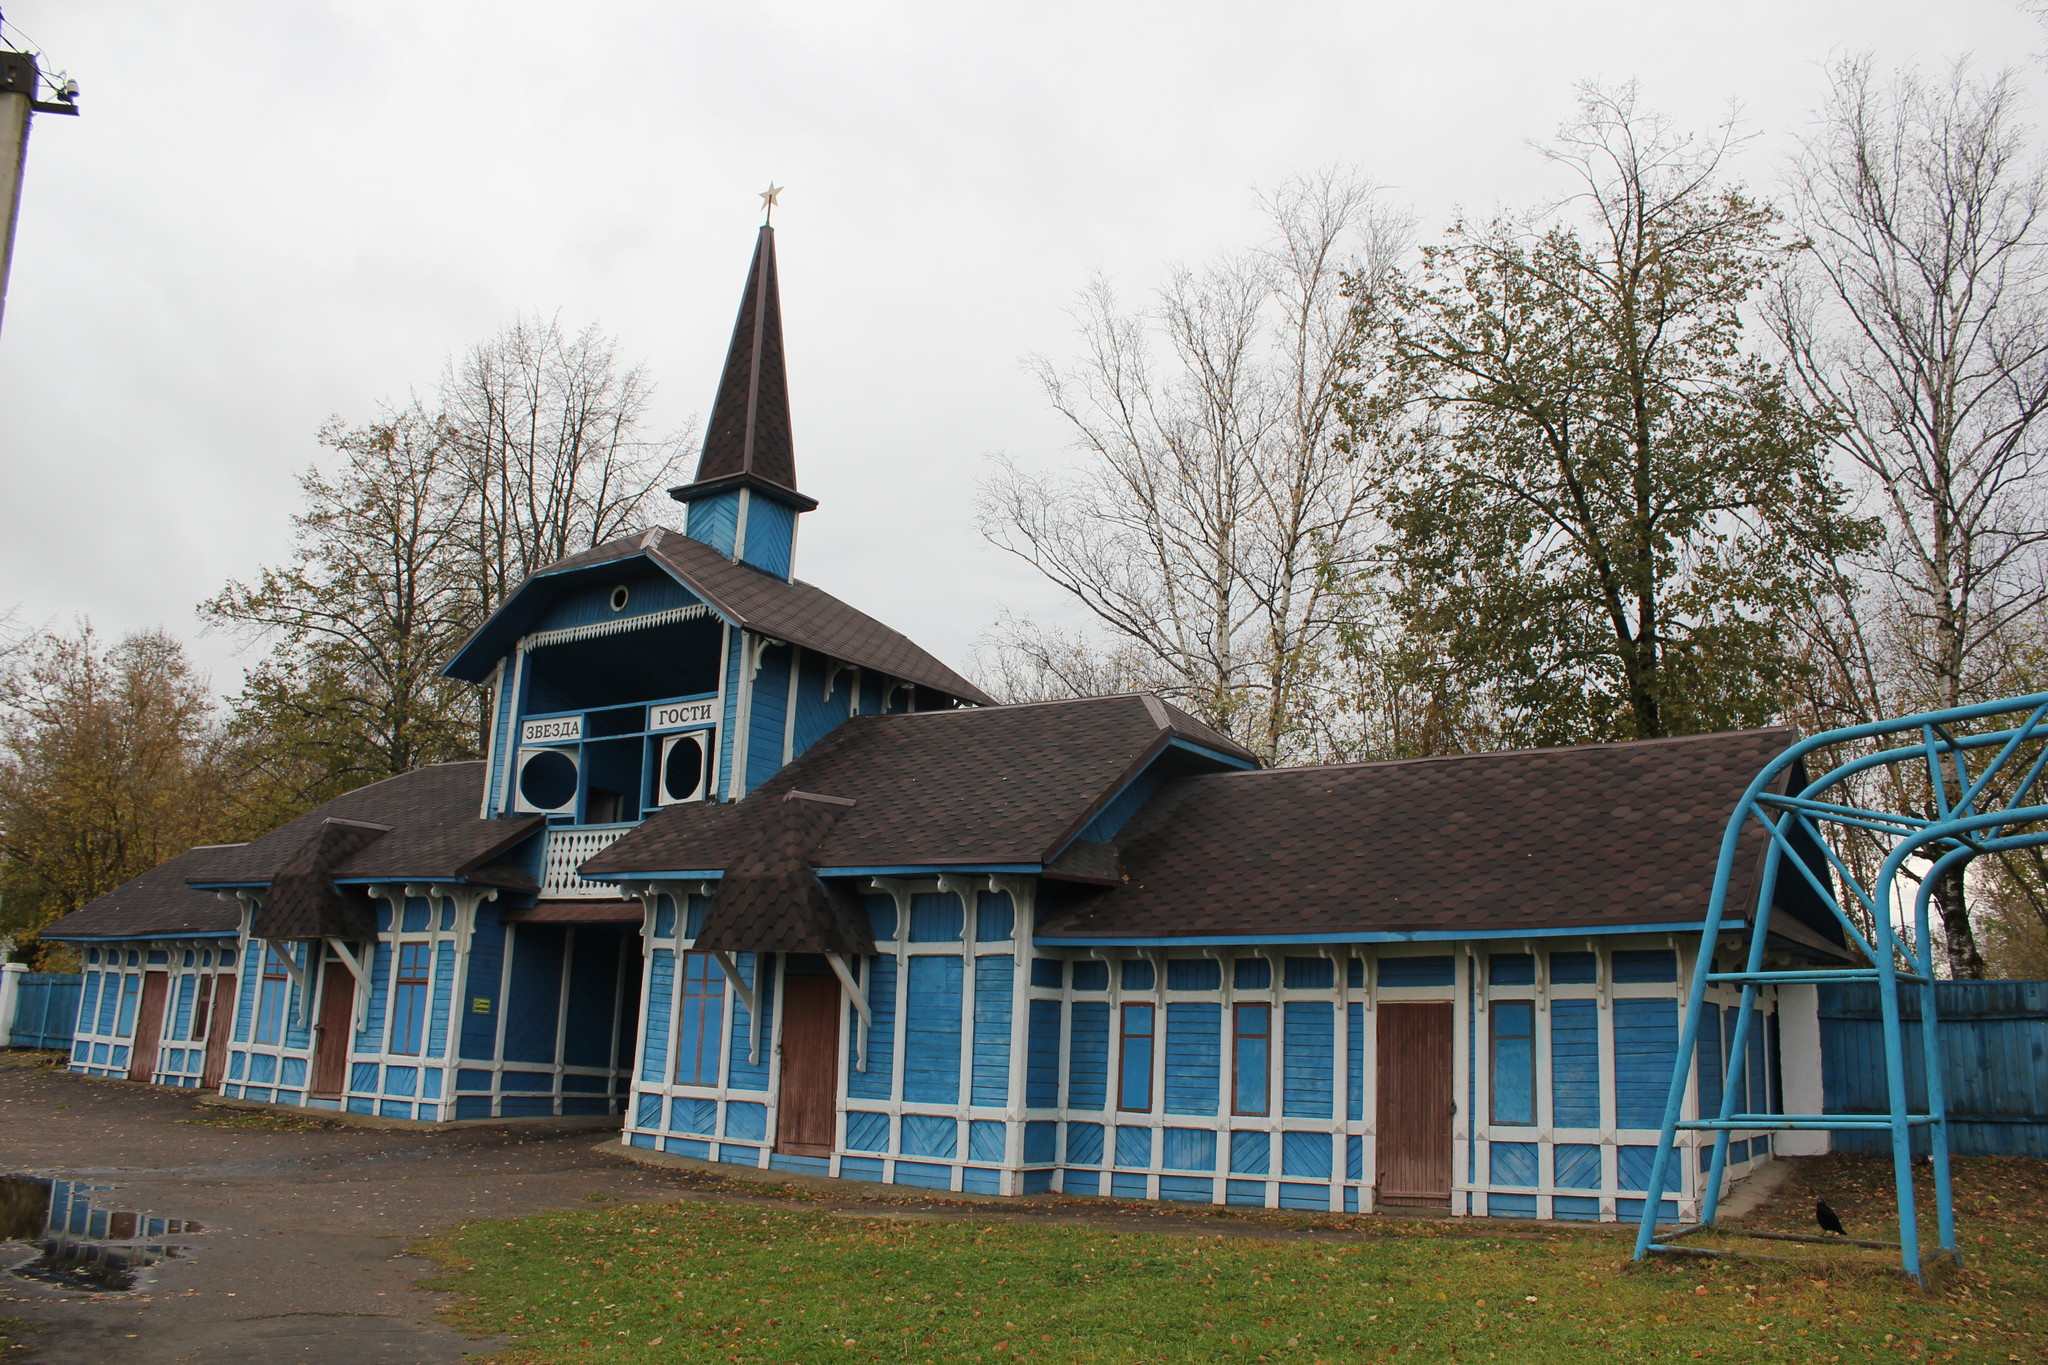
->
609, 586, 630, 612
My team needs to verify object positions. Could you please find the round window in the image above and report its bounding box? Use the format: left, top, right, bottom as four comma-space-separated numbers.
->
663, 734, 705, 802
518, 749, 578, 810
610, 585, 630, 612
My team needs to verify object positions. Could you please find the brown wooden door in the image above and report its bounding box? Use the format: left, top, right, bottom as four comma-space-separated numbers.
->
127, 973, 171, 1082
308, 958, 357, 1097
775, 975, 841, 1157
1375, 1002, 1454, 1208
202, 975, 235, 1089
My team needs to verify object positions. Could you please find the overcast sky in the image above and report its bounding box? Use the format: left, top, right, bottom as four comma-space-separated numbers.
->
1, 0, 2042, 695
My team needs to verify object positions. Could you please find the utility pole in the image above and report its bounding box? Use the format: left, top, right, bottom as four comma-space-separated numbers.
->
0, 40, 79, 340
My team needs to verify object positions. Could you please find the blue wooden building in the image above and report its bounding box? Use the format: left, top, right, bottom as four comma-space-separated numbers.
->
41, 225, 1854, 1221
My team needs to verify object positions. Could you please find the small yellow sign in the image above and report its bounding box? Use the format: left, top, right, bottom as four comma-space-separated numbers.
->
471, 997, 492, 1014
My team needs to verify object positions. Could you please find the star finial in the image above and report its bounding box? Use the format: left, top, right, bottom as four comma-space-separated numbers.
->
759, 183, 784, 225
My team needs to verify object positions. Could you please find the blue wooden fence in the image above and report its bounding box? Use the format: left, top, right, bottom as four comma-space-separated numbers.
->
7, 973, 82, 1049
1819, 980, 2048, 1158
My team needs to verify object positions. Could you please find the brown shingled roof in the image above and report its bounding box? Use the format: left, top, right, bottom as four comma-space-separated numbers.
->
190, 763, 540, 888
41, 846, 245, 940
583, 692, 1253, 878
1038, 727, 1827, 943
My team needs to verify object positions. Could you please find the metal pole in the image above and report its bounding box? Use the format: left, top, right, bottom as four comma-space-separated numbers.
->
0, 73, 29, 337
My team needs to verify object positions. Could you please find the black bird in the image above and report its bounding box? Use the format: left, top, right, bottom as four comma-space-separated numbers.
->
1815, 1198, 1847, 1236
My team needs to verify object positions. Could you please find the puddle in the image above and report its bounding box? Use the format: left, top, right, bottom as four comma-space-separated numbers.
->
0, 1175, 203, 1292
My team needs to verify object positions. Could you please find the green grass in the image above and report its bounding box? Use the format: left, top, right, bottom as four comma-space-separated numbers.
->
421, 1157, 2046, 1364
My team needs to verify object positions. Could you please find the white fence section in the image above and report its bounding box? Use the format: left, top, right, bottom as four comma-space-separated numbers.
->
540, 824, 634, 899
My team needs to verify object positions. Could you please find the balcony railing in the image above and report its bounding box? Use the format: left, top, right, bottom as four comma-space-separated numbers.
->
540, 824, 634, 899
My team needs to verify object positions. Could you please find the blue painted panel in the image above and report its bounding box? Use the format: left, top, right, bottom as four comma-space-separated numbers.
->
97, 971, 121, 1035
666, 1137, 712, 1159
972, 954, 1013, 1107
1553, 1142, 1601, 1189
1164, 1003, 1220, 1116
1697, 1001, 1724, 1117
422, 1070, 443, 1099
840, 1156, 885, 1182
792, 651, 846, 757
456, 1069, 492, 1091
903, 955, 962, 1104
1277, 1183, 1329, 1210
846, 954, 895, 1101
1284, 957, 1333, 989
901, 1113, 957, 1158
635, 1093, 662, 1127
1161, 1127, 1216, 1172
1379, 956, 1454, 987
1024, 1121, 1057, 1163
969, 1120, 1007, 1163
1068, 1004, 1111, 1113
909, 893, 963, 943
76, 973, 102, 1037
1612, 950, 1677, 983
116, 973, 141, 1038
716, 623, 743, 797
1281, 1001, 1333, 1118
976, 892, 1015, 942
1347, 1002, 1364, 1122
641, 949, 674, 1082
960, 1167, 1003, 1195
354, 941, 391, 1054
1233, 958, 1270, 990
459, 909, 506, 1061
280, 1057, 307, 1088
1030, 959, 1063, 989
1552, 1195, 1601, 1220
844, 1110, 889, 1151
1489, 1141, 1537, 1186
1026, 998, 1061, 1108
401, 898, 430, 933
383, 1065, 417, 1097
249, 1053, 277, 1084
725, 1101, 767, 1141
1064, 1170, 1101, 1196
687, 490, 742, 557
1167, 959, 1220, 991
1064, 1122, 1104, 1164
1617, 1143, 1661, 1191
1226, 1179, 1267, 1205
563, 930, 621, 1068
1159, 1176, 1214, 1203
1114, 1125, 1152, 1168
561, 1073, 607, 1093
739, 496, 796, 578
1549, 951, 1598, 984
500, 1070, 553, 1090
1073, 961, 1109, 992
427, 942, 457, 1058
1746, 1003, 1770, 1117
503, 924, 564, 1064
1489, 954, 1536, 985
672, 1096, 717, 1135
717, 1144, 760, 1166
652, 897, 677, 939
1347, 1135, 1363, 1181
892, 1161, 952, 1190
1614, 998, 1678, 1129
745, 643, 793, 793
1110, 1172, 1148, 1198
1281, 1131, 1331, 1178
1233, 1004, 1270, 1116
1550, 999, 1600, 1127
170, 974, 196, 1041
1121, 959, 1155, 991
724, 954, 774, 1092
1489, 1193, 1536, 1218
686, 895, 708, 940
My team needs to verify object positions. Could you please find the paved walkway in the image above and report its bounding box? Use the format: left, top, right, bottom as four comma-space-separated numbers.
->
0, 1058, 686, 1364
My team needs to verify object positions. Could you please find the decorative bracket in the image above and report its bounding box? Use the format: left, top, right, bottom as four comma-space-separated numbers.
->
712, 951, 764, 1063
826, 953, 871, 1072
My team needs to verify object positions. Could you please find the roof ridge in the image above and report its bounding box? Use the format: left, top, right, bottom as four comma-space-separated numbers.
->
1167, 725, 1800, 782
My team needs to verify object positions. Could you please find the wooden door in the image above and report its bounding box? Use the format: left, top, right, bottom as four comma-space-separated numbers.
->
1375, 1002, 1454, 1208
308, 958, 357, 1098
775, 975, 841, 1157
127, 972, 171, 1082
201, 975, 235, 1089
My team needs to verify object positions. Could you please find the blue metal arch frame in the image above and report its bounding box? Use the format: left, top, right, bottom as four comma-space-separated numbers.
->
1632, 692, 2048, 1283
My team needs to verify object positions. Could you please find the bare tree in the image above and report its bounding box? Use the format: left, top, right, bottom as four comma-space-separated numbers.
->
441, 313, 694, 613
1776, 56, 2048, 978
977, 172, 1408, 764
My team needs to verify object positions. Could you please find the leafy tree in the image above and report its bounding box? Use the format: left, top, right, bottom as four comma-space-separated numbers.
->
0, 625, 234, 966
1359, 84, 1872, 747
204, 409, 482, 812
